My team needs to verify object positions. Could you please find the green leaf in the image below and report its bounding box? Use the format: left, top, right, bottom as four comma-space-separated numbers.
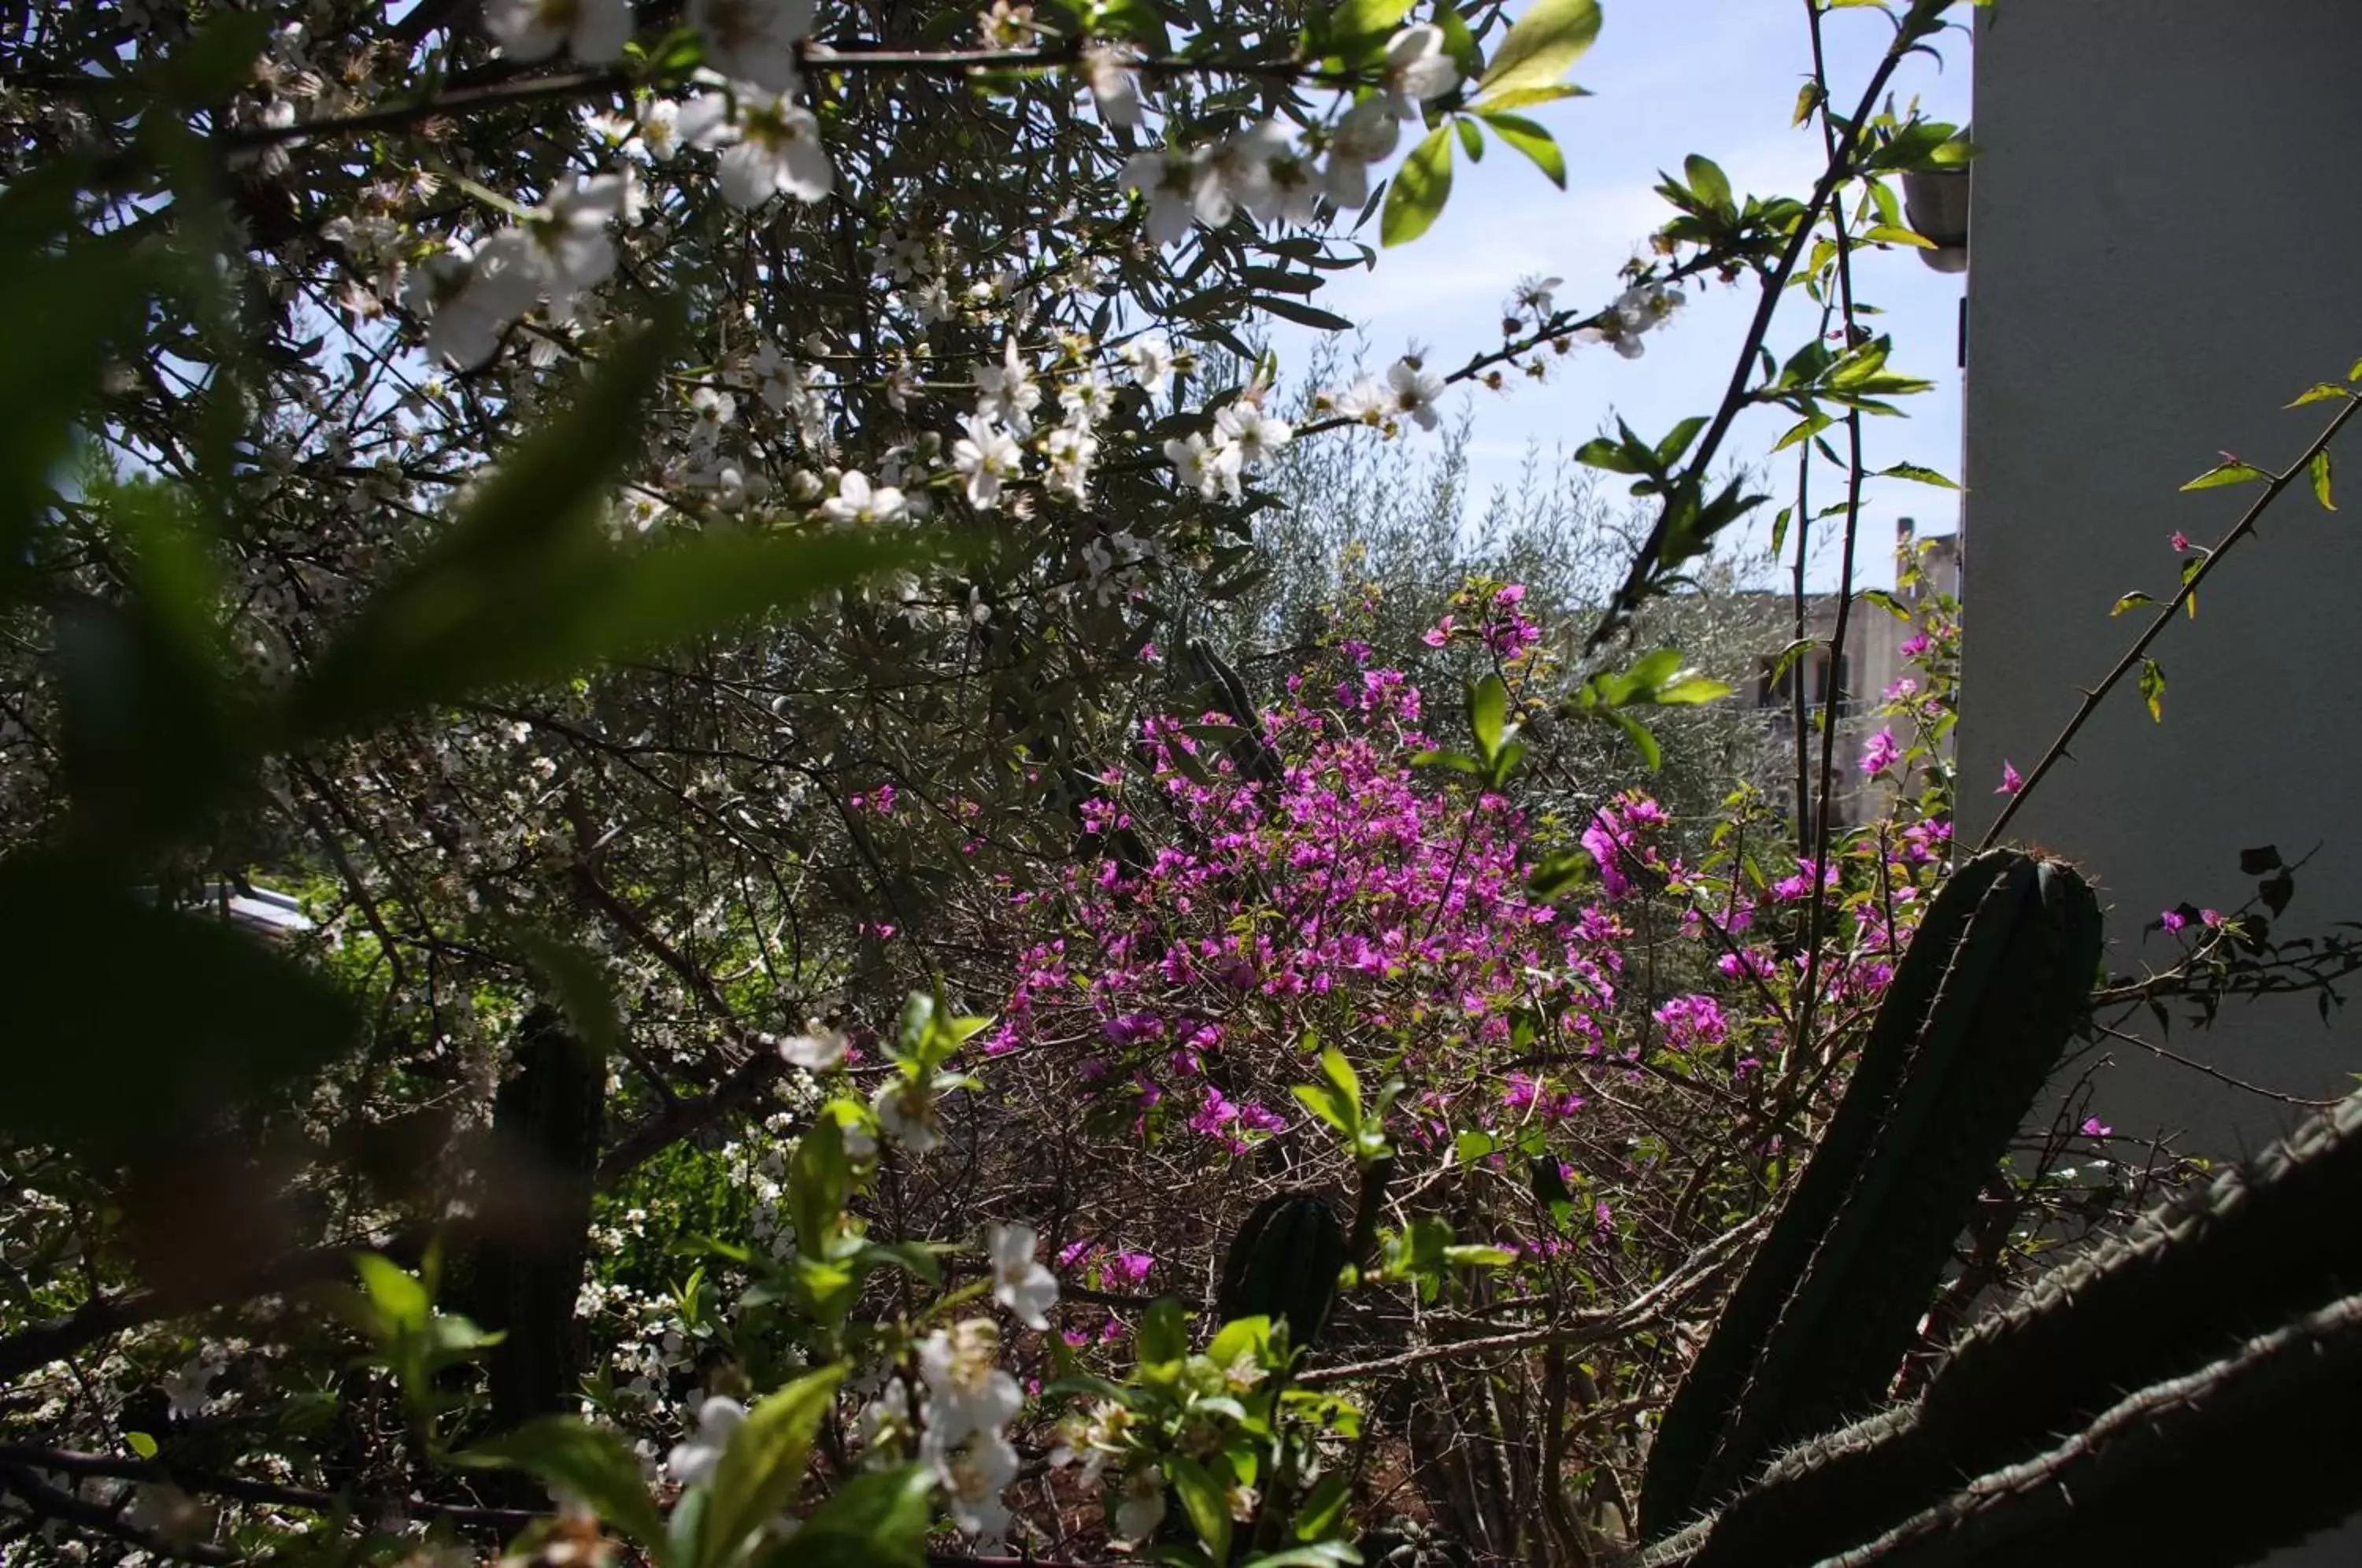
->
287, 309, 924, 741
1610, 709, 1662, 771
1475, 0, 1601, 102
1792, 81, 1824, 127
1652, 676, 1734, 706
1137, 1299, 1190, 1367
125, 1432, 160, 1461
765, 1464, 937, 1568
1863, 224, 1935, 248
1256, 297, 1355, 332
1319, 1044, 1364, 1121
787, 1118, 851, 1263
1291, 1082, 1354, 1137
1471, 83, 1581, 111
1526, 850, 1592, 898
1877, 462, 1961, 489
464, 1418, 669, 1557
2111, 591, 2158, 616
1468, 673, 1509, 759
1169, 1454, 1234, 1564
0, 209, 157, 605
2313, 449, 2335, 511
1574, 436, 1648, 475
1475, 116, 1563, 190
2139, 657, 2167, 723
160, 11, 274, 104
353, 1252, 432, 1333
700, 1367, 848, 1568
1323, 0, 1416, 65
1246, 1548, 1364, 1568
2180, 461, 2270, 492
1094, 0, 1175, 54
1442, 1244, 1518, 1267
0, 854, 361, 1155
1289, 1473, 1353, 1542
1206, 1316, 1272, 1370
2289, 383, 2354, 408
510, 929, 625, 1063
1381, 126, 1455, 247
1454, 116, 1484, 161
1683, 153, 1731, 212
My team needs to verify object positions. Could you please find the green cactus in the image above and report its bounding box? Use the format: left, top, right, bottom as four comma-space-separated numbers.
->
1642, 849, 2101, 1537
1642, 1088, 2362, 1568
1218, 1189, 1347, 1352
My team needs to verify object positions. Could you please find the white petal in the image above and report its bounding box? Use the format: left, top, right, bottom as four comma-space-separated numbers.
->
716, 141, 776, 207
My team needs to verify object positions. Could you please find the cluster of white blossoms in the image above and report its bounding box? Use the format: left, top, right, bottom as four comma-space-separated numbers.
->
412, 0, 832, 367
1580, 282, 1686, 360
839, 1224, 1058, 1548
1124, 24, 1461, 246
404, 172, 639, 369
1319, 353, 1449, 435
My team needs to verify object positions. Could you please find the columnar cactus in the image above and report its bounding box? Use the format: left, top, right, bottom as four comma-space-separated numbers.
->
1217, 1189, 1348, 1352
1641, 1088, 2362, 1568
1641, 850, 2102, 1536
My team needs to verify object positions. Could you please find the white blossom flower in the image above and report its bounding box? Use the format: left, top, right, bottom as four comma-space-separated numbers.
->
1190, 121, 1286, 228
918, 1319, 1023, 1443
951, 415, 1022, 510
1164, 431, 1242, 500
1115, 1463, 1167, 1542
1216, 401, 1292, 468
688, 0, 813, 94
857, 1377, 923, 1455
939, 1429, 1020, 1546
776, 1019, 850, 1068
485, 0, 633, 62
820, 470, 908, 527
522, 172, 631, 311
1043, 424, 1097, 502
911, 276, 956, 324
639, 98, 683, 160
986, 1222, 1058, 1329
1061, 372, 1114, 428
874, 1076, 945, 1154
1330, 372, 1391, 425
1082, 43, 1144, 127
1120, 335, 1175, 395
977, 0, 1034, 48
1047, 1400, 1133, 1486
1514, 273, 1563, 316
1576, 284, 1680, 358
161, 1360, 215, 1420
689, 90, 833, 207
1324, 95, 1401, 208
667, 1395, 745, 1485
1122, 149, 1198, 248
691, 384, 739, 435
974, 339, 1042, 435
1386, 356, 1446, 431
1250, 146, 1325, 227
1382, 24, 1461, 116
413, 234, 542, 369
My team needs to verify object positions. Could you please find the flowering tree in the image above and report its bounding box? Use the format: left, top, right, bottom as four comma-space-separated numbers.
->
12, 0, 2264, 1562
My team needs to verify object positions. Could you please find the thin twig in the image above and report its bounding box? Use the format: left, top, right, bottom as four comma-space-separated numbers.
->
1979, 393, 2362, 850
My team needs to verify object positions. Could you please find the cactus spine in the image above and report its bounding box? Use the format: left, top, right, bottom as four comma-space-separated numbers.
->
1642, 849, 2101, 1537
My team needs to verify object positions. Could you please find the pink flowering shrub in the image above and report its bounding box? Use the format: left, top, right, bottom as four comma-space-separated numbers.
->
947, 607, 1952, 1341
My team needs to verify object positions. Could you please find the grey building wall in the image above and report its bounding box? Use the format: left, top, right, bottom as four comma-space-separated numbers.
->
1959, 0, 2362, 1165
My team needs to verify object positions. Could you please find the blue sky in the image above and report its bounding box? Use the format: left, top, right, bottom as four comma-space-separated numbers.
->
1270, 0, 1975, 590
